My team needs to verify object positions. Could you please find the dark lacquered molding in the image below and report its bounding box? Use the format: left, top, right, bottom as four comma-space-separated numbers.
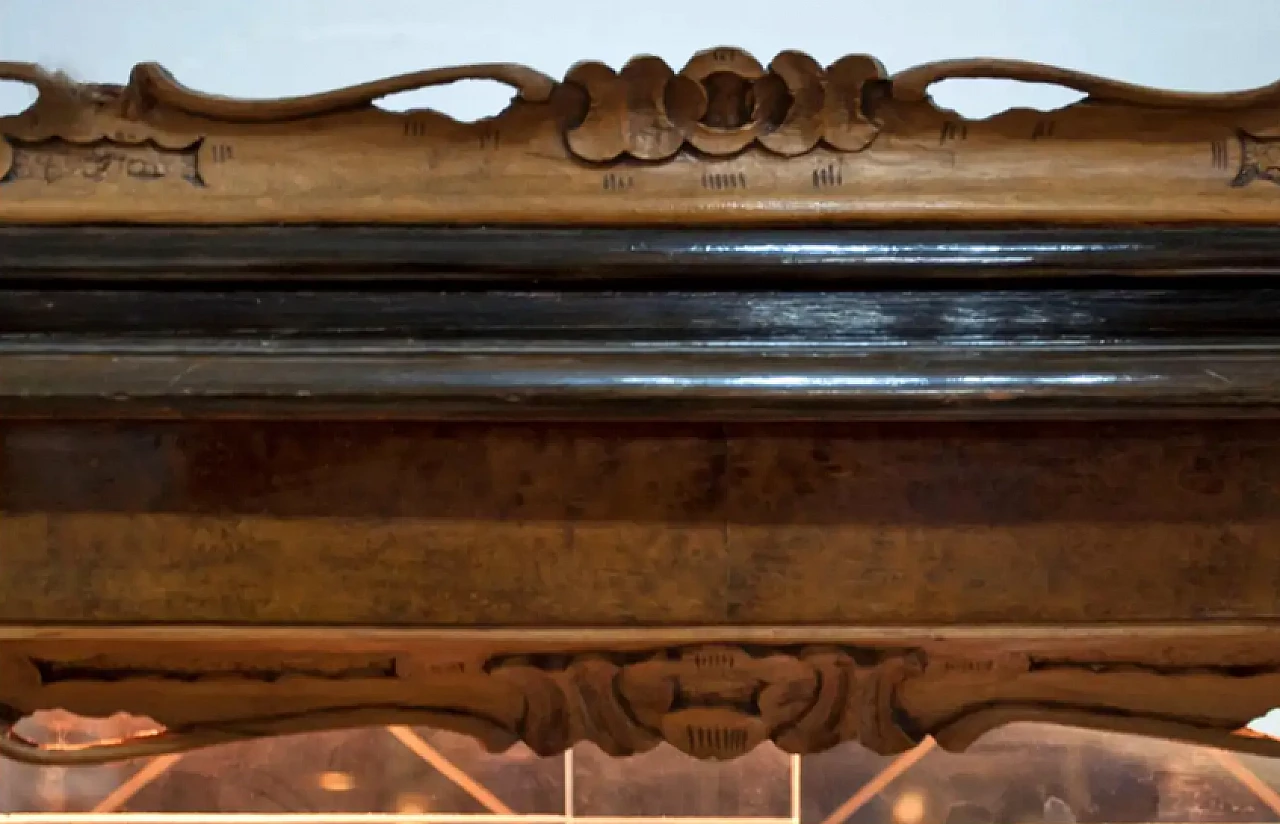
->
2, 226, 1280, 282
3, 341, 1279, 420
3, 287, 1279, 342
4, 226, 1280, 419
4, 286, 1280, 419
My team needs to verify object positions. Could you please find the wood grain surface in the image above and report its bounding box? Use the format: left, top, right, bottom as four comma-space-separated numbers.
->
4, 420, 1280, 626
2, 50, 1279, 224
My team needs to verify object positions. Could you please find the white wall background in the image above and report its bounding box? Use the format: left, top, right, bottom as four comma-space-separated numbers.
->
2, 0, 1280, 121
3, 0, 1280, 736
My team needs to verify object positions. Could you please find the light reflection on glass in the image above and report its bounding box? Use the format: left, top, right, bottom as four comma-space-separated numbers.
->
2, 717, 1280, 821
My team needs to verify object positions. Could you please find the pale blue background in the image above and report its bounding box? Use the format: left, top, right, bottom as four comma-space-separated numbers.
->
1, 0, 1279, 121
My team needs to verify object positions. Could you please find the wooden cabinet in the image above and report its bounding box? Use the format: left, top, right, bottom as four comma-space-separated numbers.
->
4, 51, 1280, 787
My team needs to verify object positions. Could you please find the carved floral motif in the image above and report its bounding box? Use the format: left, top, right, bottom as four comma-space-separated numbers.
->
1, 50, 1279, 229
489, 646, 922, 758
6, 640, 1280, 767
1233, 129, 1280, 187
563, 49, 885, 161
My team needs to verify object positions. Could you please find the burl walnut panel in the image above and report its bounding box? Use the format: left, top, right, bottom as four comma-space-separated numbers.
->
3, 421, 1277, 626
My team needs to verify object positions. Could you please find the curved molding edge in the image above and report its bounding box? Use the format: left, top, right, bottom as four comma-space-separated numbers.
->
2, 50, 1279, 224
4, 640, 1280, 765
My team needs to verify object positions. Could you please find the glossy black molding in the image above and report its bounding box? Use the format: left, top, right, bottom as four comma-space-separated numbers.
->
5, 343, 1280, 420
2, 226, 1280, 282
3, 227, 1280, 420
1, 287, 1277, 341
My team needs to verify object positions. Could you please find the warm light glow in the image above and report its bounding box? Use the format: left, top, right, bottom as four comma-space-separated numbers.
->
395, 793, 429, 815
317, 771, 355, 793
1247, 708, 1280, 740
892, 790, 926, 824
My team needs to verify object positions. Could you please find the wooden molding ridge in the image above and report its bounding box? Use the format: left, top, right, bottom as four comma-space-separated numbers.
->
2, 49, 1279, 224
5, 640, 1280, 765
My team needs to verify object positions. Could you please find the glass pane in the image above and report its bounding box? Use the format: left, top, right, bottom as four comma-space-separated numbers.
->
5, 712, 1280, 822
800, 724, 1275, 824
572, 741, 791, 818
0, 713, 564, 815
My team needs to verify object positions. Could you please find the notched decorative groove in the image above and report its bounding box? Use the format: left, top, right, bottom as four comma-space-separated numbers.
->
30, 654, 399, 684
1026, 658, 1280, 677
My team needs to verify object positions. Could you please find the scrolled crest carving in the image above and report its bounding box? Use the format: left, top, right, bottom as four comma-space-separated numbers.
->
3, 50, 1280, 222
0, 48, 890, 167
0, 643, 926, 765
563, 48, 885, 162
490, 645, 921, 759
7, 639, 1280, 766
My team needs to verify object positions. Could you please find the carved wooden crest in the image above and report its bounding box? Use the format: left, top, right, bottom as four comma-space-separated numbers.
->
4, 637, 1280, 766
2, 49, 1279, 224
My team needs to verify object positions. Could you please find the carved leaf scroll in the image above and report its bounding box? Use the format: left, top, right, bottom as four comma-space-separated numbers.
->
0, 645, 923, 765
11, 49, 1278, 164
122, 61, 557, 122
890, 58, 1280, 110
3, 50, 1280, 223
6, 642, 1280, 767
